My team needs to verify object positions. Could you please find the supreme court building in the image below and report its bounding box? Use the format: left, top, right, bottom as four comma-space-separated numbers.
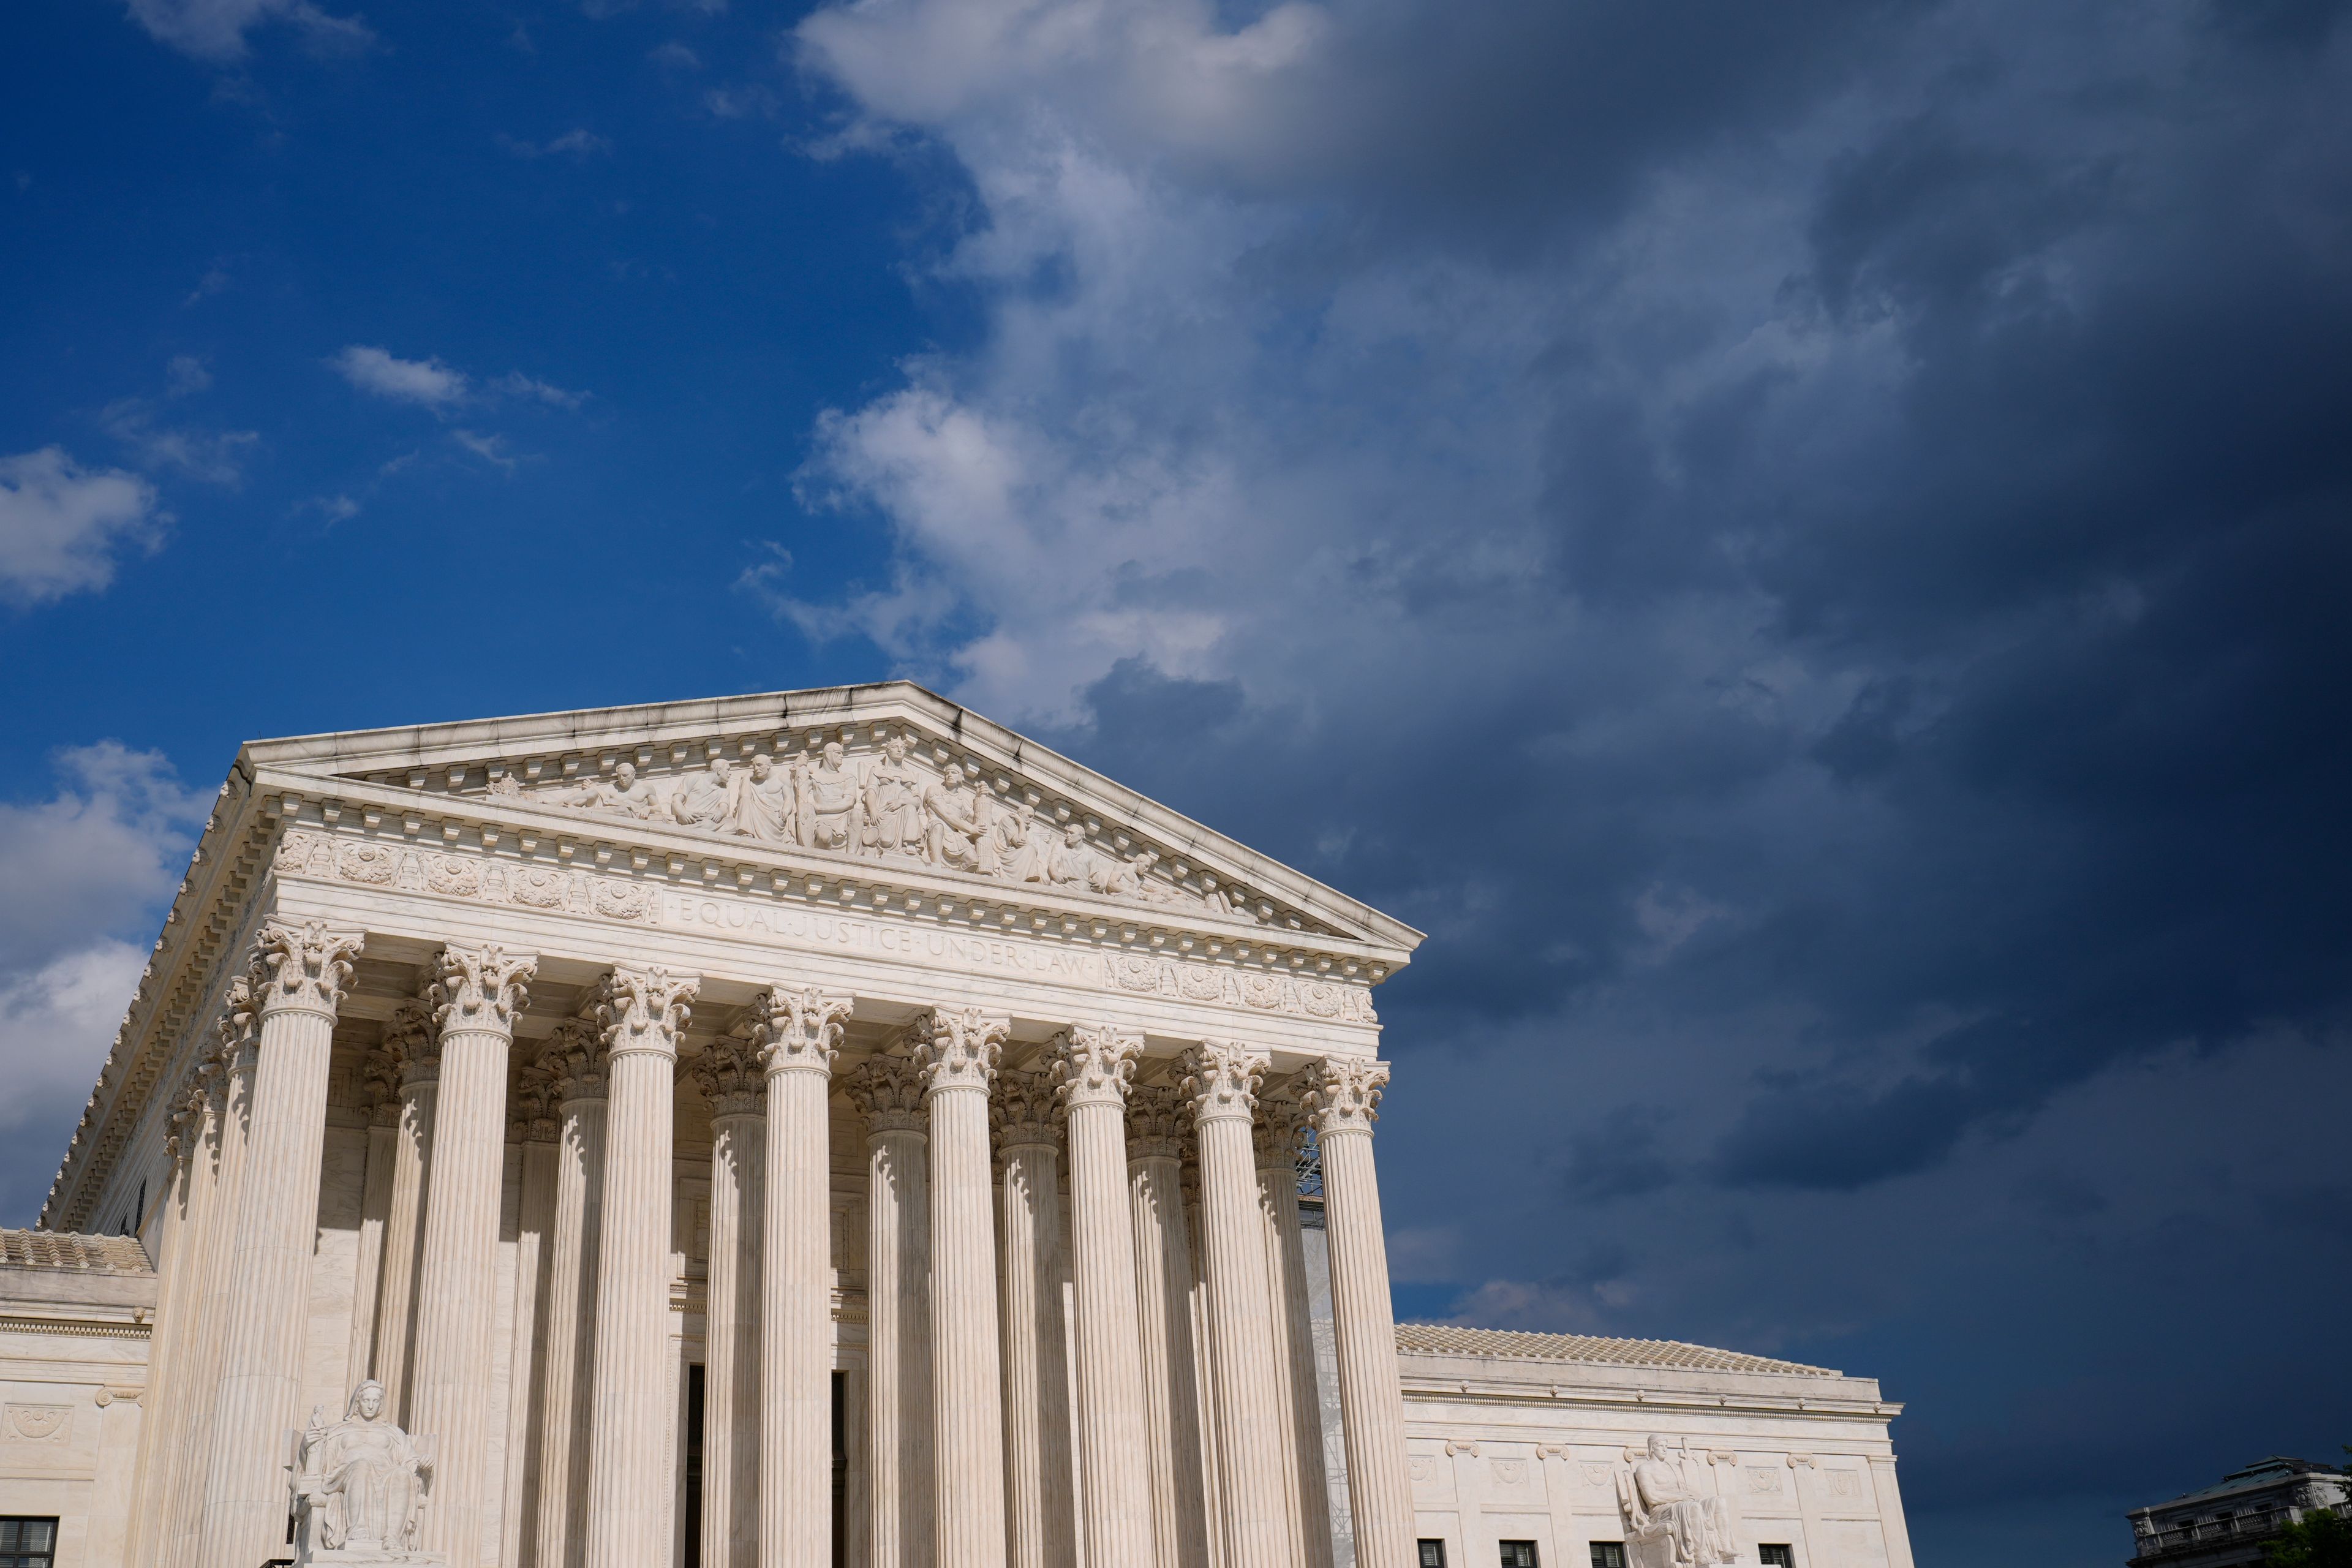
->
2, 684, 1919, 1568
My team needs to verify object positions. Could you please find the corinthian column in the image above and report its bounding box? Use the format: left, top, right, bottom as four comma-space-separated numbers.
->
583, 965, 699, 1568
502, 1061, 560, 1568
690, 1038, 766, 1568
1180, 1041, 1287, 1568
1128, 1088, 1211, 1568
125, 1081, 204, 1568
411, 943, 537, 1568
753, 986, 853, 1568
164, 1040, 240, 1568
342, 1048, 400, 1401
845, 1054, 932, 1568
1255, 1092, 1335, 1568
1049, 1025, 1155, 1567
195, 919, 364, 1568
993, 1073, 1074, 1568
913, 1007, 1011, 1568
534, 1016, 610, 1568
372, 1001, 440, 1417
1300, 1059, 1410, 1568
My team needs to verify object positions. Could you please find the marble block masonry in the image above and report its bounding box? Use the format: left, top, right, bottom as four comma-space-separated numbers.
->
9, 682, 1920, 1568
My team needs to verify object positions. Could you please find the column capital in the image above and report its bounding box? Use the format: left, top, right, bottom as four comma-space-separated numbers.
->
537, 1015, 611, 1102
992, 1070, 1061, 1151
355, 1042, 401, 1126
910, 1006, 1008, 1099
384, 1001, 442, 1090
213, 976, 260, 1077
1300, 1057, 1389, 1137
1179, 1039, 1266, 1124
688, 1039, 766, 1119
428, 943, 537, 1036
510, 1058, 561, 1143
1253, 1094, 1308, 1171
247, 918, 364, 1020
749, 986, 852, 1079
1125, 1085, 1185, 1160
1049, 1023, 1142, 1113
596, 965, 698, 1060
845, 1053, 928, 1134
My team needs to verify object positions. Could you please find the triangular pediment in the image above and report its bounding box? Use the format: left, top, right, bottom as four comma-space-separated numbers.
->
239, 681, 1422, 960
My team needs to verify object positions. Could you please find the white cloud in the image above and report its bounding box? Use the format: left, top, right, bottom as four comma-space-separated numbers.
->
0, 943, 147, 1134
99, 398, 259, 486
331, 345, 472, 409
165, 356, 212, 396
0, 448, 164, 608
492, 372, 588, 409
499, 129, 613, 159
451, 429, 521, 471
124, 0, 373, 63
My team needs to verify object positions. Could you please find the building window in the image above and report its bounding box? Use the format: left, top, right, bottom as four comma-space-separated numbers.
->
0, 1518, 58, 1568
1589, 1547, 1627, 1568
1500, 1544, 1539, 1568
1760, 1548, 1796, 1567
1419, 1543, 1449, 1568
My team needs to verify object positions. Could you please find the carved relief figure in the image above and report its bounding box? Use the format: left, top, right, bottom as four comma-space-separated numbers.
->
862, 736, 924, 854
286, 1379, 435, 1563
669, 756, 733, 829
728, 754, 793, 843
1044, 821, 1099, 888
543, 761, 658, 820
801, 741, 858, 851
921, 761, 986, 871
1615, 1436, 1743, 1568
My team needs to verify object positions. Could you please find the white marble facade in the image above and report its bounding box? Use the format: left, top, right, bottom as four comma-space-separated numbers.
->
9, 683, 1917, 1568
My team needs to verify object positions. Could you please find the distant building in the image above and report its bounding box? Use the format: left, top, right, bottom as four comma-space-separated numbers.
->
2127, 1456, 2351, 1568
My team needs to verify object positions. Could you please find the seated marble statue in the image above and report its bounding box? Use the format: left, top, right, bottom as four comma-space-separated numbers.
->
287, 1379, 436, 1563
1616, 1435, 1742, 1568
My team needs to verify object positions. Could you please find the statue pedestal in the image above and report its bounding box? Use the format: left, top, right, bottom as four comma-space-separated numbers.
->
300, 1551, 447, 1566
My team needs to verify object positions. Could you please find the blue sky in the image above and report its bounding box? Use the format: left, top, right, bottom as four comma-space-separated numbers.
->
5, 1, 2351, 1563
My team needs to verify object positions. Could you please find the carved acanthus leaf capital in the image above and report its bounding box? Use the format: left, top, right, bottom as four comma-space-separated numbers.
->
247, 919, 364, 1019
1049, 1023, 1142, 1114
992, 1071, 1061, 1150
383, 1002, 441, 1090
1126, 1084, 1186, 1159
509, 1059, 560, 1141
910, 1007, 1008, 1098
1180, 1039, 1267, 1124
1254, 1093, 1308, 1170
355, 1045, 402, 1126
1300, 1056, 1389, 1137
749, 987, 852, 1079
597, 965, 698, 1059
537, 1016, 609, 1102
687, 1039, 766, 1118
213, 976, 260, 1076
428, 943, 537, 1036
845, 1054, 928, 1134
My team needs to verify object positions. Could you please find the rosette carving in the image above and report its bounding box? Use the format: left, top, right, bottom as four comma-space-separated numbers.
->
1298, 1056, 1389, 1137
247, 919, 364, 1019
596, 965, 699, 1059
992, 1071, 1061, 1150
428, 943, 537, 1035
1179, 1039, 1266, 1125
749, 986, 853, 1079
910, 1006, 1008, 1098
845, 1054, 928, 1134
1048, 1023, 1142, 1113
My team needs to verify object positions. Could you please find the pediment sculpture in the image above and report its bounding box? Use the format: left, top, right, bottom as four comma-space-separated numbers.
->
1613, 1435, 1747, 1568
487, 739, 1277, 924
285, 1379, 440, 1564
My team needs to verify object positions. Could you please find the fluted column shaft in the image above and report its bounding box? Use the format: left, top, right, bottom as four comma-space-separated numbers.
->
196, 922, 363, 1568
1181, 1164, 1227, 1568
344, 1113, 399, 1393
1050, 1028, 1153, 1566
1182, 1043, 1287, 1568
1128, 1101, 1210, 1568
756, 987, 850, 1568
503, 1123, 559, 1568
706, 1096, 763, 1568
1303, 1061, 1412, 1568
165, 1063, 243, 1568
995, 1078, 1074, 1568
374, 1012, 439, 1416
584, 966, 698, 1568
534, 1023, 609, 1568
852, 1060, 933, 1568
918, 1009, 1011, 1568
125, 1095, 200, 1568
412, 945, 536, 1568
1256, 1106, 1336, 1568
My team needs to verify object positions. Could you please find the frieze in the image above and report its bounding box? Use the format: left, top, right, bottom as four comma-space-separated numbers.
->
273, 828, 1376, 1023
